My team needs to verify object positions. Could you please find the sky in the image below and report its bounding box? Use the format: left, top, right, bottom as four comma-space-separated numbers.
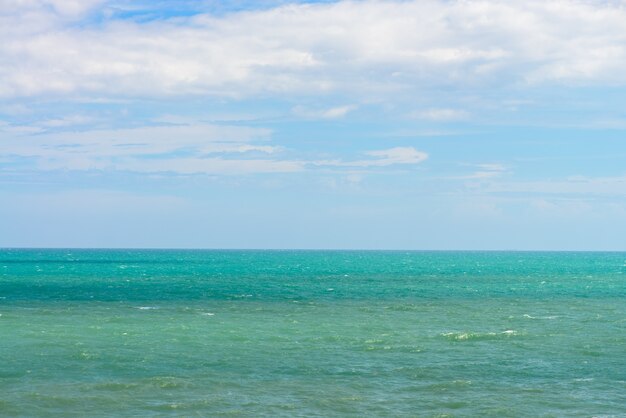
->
1, 0, 626, 250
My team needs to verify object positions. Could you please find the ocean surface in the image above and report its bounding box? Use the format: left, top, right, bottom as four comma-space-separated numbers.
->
1, 249, 625, 417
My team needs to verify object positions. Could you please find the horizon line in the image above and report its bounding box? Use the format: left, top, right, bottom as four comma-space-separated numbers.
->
1, 247, 625, 253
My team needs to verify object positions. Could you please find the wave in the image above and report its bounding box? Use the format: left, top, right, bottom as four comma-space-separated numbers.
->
523, 314, 559, 320
441, 330, 520, 341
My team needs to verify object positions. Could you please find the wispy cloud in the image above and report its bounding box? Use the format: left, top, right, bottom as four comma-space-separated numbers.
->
292, 104, 356, 119
484, 175, 626, 197
1, 123, 273, 156
38, 114, 98, 128
316, 147, 428, 168
412, 108, 470, 122
0, 122, 288, 173
112, 157, 304, 175
456, 163, 507, 180
1, 122, 428, 175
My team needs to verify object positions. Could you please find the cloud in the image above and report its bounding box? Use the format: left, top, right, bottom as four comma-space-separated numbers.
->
1, 121, 426, 175
3, 1, 626, 99
0, 122, 294, 174
457, 163, 507, 180
484, 175, 626, 197
363, 147, 429, 166
38, 114, 97, 128
1, 123, 274, 156
2, 117, 431, 175
0, 0, 106, 17
292, 104, 356, 119
412, 108, 469, 121
317, 146, 428, 168
476, 163, 506, 172
112, 157, 304, 175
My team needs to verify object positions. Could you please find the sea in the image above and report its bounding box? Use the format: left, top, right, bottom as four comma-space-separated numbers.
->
1, 249, 625, 417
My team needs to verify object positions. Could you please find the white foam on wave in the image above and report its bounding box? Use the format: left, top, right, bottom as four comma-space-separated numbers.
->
137, 306, 158, 310
201, 312, 215, 316
441, 329, 520, 341
441, 332, 473, 341
523, 314, 558, 320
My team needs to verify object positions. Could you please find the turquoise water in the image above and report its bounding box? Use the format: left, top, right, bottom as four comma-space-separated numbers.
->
1, 250, 625, 416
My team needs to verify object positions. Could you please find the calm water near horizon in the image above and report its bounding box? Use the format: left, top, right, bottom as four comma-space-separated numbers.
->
1, 249, 625, 416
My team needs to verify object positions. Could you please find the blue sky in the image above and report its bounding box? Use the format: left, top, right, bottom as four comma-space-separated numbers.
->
1, 0, 626, 250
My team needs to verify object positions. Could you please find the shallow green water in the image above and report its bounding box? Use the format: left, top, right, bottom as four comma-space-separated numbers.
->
1, 250, 625, 416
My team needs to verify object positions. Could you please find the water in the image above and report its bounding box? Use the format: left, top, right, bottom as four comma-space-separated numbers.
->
1, 249, 625, 416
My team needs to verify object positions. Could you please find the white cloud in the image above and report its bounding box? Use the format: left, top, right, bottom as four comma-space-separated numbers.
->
292, 104, 356, 119
1, 120, 428, 174
484, 175, 626, 196
412, 108, 470, 121
467, 172, 502, 180
1, 121, 428, 175
363, 147, 429, 166
1, 123, 274, 157
456, 163, 507, 180
0, 0, 106, 17
0, 122, 294, 174
3, 1, 626, 99
38, 114, 97, 128
476, 163, 506, 172
317, 146, 428, 168
112, 157, 304, 175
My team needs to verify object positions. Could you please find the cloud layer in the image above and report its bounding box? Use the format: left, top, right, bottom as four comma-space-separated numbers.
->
0, 121, 428, 174
3, 0, 626, 99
